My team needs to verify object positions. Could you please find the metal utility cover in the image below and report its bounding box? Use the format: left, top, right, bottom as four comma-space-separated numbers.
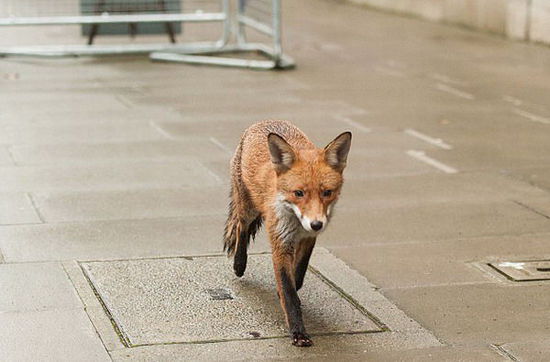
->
81, 254, 381, 346
489, 260, 550, 281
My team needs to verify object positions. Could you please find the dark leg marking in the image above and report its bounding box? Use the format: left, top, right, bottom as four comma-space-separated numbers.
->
233, 230, 249, 277
295, 243, 315, 292
280, 271, 312, 347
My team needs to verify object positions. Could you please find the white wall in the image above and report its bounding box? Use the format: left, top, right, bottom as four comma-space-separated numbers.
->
349, 0, 550, 46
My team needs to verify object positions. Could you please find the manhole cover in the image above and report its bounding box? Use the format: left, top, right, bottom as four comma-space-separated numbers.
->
81, 254, 382, 346
489, 260, 550, 281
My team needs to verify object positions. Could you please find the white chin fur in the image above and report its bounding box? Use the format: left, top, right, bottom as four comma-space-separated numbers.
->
300, 216, 314, 232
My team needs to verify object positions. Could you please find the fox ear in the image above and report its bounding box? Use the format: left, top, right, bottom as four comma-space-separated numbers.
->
324, 132, 352, 171
268, 133, 295, 174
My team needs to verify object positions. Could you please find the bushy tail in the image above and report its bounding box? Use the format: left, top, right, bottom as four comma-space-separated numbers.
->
223, 193, 241, 256
223, 190, 262, 257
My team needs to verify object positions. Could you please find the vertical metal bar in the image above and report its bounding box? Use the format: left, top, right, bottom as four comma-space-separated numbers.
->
237, 0, 247, 45
219, 0, 231, 47
272, 0, 283, 65
158, 0, 176, 43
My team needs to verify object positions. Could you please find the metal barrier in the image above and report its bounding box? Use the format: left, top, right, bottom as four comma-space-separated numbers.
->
151, 0, 294, 69
0, 0, 294, 69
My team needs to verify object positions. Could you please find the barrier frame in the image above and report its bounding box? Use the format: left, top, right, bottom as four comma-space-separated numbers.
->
0, 0, 294, 70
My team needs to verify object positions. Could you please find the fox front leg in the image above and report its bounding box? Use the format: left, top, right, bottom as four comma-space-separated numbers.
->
294, 237, 316, 292
271, 246, 313, 347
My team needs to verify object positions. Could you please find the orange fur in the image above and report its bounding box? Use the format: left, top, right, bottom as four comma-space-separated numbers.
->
223, 120, 351, 346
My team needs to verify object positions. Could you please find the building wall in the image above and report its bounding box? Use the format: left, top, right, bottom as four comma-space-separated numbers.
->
349, 0, 550, 45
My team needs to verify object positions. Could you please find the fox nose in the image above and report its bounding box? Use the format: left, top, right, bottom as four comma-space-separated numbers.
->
310, 221, 323, 231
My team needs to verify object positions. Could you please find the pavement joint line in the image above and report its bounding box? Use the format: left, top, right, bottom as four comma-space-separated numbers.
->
308, 266, 390, 332
512, 108, 550, 125
78, 262, 133, 348
380, 280, 498, 291
198, 161, 224, 184
511, 200, 550, 220
406, 150, 458, 174
310, 248, 441, 346
148, 121, 175, 139
502, 95, 523, 106
404, 128, 453, 150
0, 213, 229, 227
490, 343, 521, 361
428, 73, 468, 86
335, 115, 371, 133
25, 192, 45, 224
125, 330, 385, 348
434, 83, 475, 100
114, 94, 134, 109
76, 251, 273, 264
61, 262, 117, 356
5, 145, 18, 166
333, 101, 369, 115
208, 136, 233, 155
0, 221, 44, 227
374, 66, 405, 77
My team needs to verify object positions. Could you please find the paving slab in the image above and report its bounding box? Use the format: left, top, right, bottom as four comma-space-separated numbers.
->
500, 340, 550, 361
0, 262, 81, 312
0, 216, 268, 262
509, 167, 550, 193
0, 92, 129, 112
512, 196, 550, 221
122, 91, 301, 110
330, 232, 550, 288
0, 193, 41, 225
0, 160, 220, 192
154, 118, 360, 145
108, 332, 442, 361
81, 254, 380, 346
339, 171, 548, 211
312, 346, 505, 362
383, 283, 550, 345
321, 200, 550, 247
33, 187, 228, 223
346, 149, 439, 180
10, 139, 229, 165
69, 249, 439, 359
0, 105, 184, 125
0, 309, 110, 362
0, 121, 166, 145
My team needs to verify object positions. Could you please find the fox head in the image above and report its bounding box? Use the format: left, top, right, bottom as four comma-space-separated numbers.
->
268, 131, 352, 234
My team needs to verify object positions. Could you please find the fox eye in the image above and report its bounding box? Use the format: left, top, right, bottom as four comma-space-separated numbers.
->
322, 190, 333, 197
294, 190, 305, 197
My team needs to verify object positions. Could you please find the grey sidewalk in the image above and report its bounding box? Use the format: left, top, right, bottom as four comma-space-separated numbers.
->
2, 0, 550, 360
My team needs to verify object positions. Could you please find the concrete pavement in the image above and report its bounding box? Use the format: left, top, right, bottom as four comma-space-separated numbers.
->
2, 0, 550, 360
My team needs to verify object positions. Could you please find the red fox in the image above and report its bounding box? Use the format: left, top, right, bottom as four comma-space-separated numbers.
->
224, 120, 352, 347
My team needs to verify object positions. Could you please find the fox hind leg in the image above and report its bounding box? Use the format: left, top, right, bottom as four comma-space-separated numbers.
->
224, 182, 260, 277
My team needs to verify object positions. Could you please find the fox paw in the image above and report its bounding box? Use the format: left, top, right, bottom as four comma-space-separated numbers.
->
292, 333, 313, 347
233, 261, 246, 277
